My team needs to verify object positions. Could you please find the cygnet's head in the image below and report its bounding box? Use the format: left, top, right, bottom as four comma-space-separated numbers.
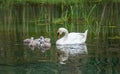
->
39, 36, 44, 44
30, 37, 34, 40
45, 38, 50, 42
40, 36, 44, 39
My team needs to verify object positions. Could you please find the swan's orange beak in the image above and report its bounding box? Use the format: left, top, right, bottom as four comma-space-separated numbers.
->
57, 32, 60, 38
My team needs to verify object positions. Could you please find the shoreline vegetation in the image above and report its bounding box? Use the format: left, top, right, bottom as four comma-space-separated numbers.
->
0, 0, 119, 44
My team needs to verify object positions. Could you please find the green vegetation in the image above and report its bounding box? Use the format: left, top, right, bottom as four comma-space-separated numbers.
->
0, 0, 120, 43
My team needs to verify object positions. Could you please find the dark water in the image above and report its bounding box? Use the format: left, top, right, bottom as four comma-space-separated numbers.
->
0, 31, 120, 74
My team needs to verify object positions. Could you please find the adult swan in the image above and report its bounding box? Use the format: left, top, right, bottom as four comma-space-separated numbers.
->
56, 27, 88, 45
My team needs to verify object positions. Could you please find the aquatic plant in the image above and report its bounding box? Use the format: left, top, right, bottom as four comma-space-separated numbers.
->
0, 0, 119, 44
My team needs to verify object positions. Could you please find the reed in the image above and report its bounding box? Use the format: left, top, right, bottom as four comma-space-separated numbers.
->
0, 1, 119, 44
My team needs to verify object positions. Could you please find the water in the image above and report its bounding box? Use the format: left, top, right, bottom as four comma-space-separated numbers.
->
0, 2, 120, 73
0, 31, 120, 74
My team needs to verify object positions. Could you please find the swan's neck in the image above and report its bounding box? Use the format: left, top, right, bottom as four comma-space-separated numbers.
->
63, 29, 68, 38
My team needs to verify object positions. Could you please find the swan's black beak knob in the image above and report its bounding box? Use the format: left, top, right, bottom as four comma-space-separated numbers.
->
57, 32, 60, 38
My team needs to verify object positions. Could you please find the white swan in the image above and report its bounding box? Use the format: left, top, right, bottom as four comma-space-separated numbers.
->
56, 27, 88, 45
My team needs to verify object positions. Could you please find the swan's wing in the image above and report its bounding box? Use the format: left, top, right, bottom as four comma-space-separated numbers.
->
68, 33, 84, 41
56, 32, 86, 45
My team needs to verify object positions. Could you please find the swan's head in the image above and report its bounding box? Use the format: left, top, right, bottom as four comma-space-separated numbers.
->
57, 28, 68, 38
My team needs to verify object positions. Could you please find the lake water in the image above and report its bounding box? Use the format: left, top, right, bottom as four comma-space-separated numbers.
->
0, 30, 120, 74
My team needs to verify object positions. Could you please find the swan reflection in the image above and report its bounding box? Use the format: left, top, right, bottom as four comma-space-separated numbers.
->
56, 44, 88, 64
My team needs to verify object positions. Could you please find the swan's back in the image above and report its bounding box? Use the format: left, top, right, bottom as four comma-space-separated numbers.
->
67, 33, 85, 44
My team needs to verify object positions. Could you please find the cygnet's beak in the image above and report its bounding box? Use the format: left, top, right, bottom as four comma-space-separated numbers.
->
57, 32, 60, 38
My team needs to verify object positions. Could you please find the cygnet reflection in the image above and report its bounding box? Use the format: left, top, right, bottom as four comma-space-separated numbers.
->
23, 36, 51, 52
56, 44, 88, 64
